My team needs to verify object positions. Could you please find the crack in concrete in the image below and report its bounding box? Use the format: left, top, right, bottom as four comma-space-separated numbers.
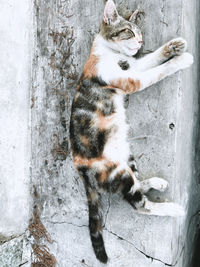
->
129, 135, 163, 142
104, 228, 173, 266
19, 261, 29, 266
46, 210, 200, 266
47, 220, 88, 228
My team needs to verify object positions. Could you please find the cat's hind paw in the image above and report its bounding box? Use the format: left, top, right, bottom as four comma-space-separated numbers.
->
137, 200, 185, 217
140, 177, 169, 193
163, 37, 187, 57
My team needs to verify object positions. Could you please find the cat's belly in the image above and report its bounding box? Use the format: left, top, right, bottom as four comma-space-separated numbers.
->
103, 95, 130, 163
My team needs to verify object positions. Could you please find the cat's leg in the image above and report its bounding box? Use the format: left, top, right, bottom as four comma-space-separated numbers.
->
134, 178, 184, 217
108, 164, 147, 209
108, 52, 193, 94
108, 164, 184, 217
136, 38, 188, 71
126, 180, 185, 217
127, 155, 169, 193
137, 52, 193, 91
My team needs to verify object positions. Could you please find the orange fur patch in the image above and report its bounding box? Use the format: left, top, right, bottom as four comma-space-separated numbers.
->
96, 110, 114, 130
74, 155, 118, 183
74, 155, 104, 167
83, 54, 99, 79
99, 160, 118, 183
80, 135, 90, 146
109, 78, 141, 93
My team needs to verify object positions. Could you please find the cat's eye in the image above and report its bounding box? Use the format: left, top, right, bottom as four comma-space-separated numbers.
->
118, 29, 135, 40
125, 29, 135, 37
112, 32, 118, 37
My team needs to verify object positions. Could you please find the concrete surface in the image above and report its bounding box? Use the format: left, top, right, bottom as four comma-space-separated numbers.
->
0, 0, 32, 239
0, 0, 200, 267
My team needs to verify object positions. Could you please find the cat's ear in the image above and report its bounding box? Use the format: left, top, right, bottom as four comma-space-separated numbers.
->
129, 9, 139, 24
103, 0, 119, 25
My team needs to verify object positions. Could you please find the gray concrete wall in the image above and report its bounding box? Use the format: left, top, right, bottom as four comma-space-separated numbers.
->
0, 0, 33, 266
0, 0, 32, 249
0, 0, 200, 267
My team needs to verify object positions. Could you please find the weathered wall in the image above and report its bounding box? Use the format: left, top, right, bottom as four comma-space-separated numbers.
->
0, 0, 200, 266
0, 0, 32, 266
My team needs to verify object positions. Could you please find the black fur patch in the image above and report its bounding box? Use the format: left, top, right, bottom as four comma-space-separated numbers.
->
124, 190, 143, 209
70, 75, 116, 159
91, 76, 108, 86
128, 155, 135, 161
118, 60, 130, 70
90, 235, 108, 263
129, 163, 137, 173
132, 191, 143, 202
128, 155, 138, 172
121, 175, 134, 196
101, 100, 115, 116
77, 166, 89, 185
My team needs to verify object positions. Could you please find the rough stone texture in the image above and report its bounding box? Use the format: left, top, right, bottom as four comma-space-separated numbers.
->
0, 0, 200, 267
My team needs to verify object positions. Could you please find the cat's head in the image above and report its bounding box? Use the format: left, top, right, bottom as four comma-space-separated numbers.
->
100, 0, 143, 56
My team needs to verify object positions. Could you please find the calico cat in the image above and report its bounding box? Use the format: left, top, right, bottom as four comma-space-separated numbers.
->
70, 0, 193, 263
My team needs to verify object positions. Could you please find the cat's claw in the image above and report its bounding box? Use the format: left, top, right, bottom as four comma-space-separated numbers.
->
163, 37, 187, 57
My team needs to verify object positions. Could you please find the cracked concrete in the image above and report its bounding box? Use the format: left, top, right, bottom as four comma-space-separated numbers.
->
0, 0, 200, 266
104, 228, 173, 266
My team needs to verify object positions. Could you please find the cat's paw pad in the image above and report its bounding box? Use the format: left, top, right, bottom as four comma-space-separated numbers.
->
175, 52, 194, 69
164, 38, 187, 57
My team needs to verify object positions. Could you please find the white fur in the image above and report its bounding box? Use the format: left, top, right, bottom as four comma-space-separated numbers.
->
91, 34, 193, 217
140, 177, 169, 193
103, 94, 130, 163
93, 35, 193, 92
108, 163, 129, 181
94, 36, 136, 84
136, 199, 185, 217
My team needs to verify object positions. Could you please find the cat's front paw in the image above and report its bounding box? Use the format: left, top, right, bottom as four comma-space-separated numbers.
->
173, 52, 194, 70
163, 37, 187, 58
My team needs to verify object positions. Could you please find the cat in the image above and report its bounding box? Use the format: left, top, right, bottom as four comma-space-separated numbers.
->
70, 0, 193, 263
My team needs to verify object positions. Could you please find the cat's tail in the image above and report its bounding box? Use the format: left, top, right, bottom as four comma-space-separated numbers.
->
87, 188, 108, 263
79, 166, 108, 263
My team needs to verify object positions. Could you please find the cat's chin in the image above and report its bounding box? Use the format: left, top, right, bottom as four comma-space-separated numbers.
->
124, 48, 140, 57
121, 46, 140, 57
